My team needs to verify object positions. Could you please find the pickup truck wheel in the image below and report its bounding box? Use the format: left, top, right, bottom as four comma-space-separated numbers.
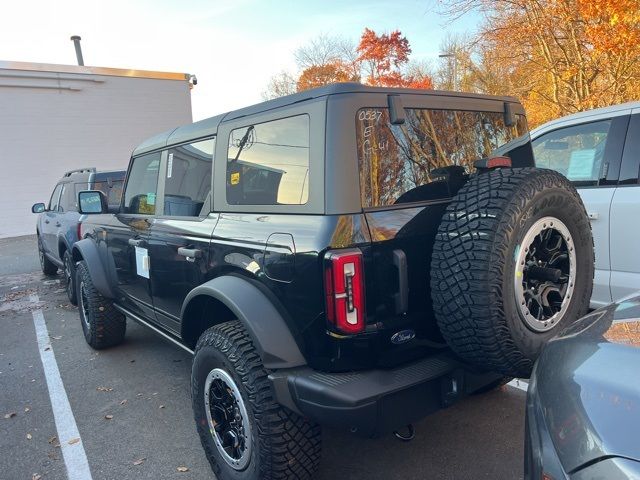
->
63, 251, 78, 305
76, 261, 126, 349
38, 236, 58, 276
431, 168, 594, 378
192, 321, 321, 480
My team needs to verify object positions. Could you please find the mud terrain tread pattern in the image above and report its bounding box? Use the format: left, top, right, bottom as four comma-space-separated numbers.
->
193, 321, 321, 480
430, 168, 592, 377
77, 261, 126, 349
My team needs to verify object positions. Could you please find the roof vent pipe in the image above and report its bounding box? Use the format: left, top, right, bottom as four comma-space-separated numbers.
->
70, 35, 84, 66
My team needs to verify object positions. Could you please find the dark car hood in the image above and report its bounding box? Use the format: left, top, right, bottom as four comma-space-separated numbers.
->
533, 295, 640, 473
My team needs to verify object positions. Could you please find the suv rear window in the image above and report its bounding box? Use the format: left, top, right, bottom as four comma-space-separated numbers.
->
356, 108, 528, 207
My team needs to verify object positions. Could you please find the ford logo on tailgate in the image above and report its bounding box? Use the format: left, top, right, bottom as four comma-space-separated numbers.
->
391, 329, 416, 345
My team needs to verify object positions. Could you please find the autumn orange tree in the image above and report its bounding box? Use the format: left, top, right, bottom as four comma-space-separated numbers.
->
357, 28, 434, 89
263, 29, 434, 99
296, 63, 353, 91
439, 0, 640, 127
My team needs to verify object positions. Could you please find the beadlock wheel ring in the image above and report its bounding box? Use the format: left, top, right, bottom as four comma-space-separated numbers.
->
204, 368, 252, 471
514, 216, 576, 332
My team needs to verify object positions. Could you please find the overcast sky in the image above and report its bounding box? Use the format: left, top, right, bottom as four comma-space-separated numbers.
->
1, 0, 478, 121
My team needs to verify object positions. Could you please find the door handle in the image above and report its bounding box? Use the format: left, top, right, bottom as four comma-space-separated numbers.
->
44, 220, 50, 224
128, 238, 145, 247
55, 222, 61, 227
178, 247, 202, 262
588, 212, 599, 220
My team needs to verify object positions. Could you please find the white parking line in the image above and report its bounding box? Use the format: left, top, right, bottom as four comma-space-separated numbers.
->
507, 378, 529, 392
30, 294, 93, 480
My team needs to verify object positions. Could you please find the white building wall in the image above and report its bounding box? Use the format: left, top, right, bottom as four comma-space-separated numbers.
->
0, 65, 192, 238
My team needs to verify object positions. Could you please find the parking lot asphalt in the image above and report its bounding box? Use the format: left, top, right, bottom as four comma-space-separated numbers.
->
1, 241, 527, 480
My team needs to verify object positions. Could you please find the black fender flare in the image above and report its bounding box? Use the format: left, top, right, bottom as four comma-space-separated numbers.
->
57, 234, 72, 260
71, 238, 116, 299
181, 276, 306, 369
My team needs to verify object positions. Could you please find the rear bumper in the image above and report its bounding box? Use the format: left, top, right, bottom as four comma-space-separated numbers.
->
269, 353, 501, 437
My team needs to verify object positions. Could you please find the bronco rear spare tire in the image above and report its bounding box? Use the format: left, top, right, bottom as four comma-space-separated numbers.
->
431, 168, 593, 378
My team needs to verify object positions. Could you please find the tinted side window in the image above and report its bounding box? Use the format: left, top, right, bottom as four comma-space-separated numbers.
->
123, 152, 161, 214
164, 138, 214, 217
48, 184, 63, 212
619, 113, 640, 185
227, 115, 310, 205
60, 183, 78, 212
92, 180, 124, 206
533, 120, 611, 186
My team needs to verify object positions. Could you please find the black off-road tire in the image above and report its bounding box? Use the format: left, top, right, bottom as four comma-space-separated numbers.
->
63, 251, 78, 305
38, 235, 58, 276
192, 321, 321, 480
76, 260, 126, 349
431, 168, 594, 378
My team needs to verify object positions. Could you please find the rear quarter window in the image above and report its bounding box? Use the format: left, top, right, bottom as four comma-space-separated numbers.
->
226, 115, 310, 205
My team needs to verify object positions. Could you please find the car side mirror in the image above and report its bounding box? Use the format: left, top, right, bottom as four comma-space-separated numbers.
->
78, 190, 107, 214
31, 203, 46, 214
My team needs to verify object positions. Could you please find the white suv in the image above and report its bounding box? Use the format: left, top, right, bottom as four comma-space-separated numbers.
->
531, 102, 640, 308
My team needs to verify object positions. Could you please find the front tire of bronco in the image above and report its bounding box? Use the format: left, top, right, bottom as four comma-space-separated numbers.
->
38, 235, 58, 276
192, 321, 321, 480
431, 168, 594, 378
63, 251, 78, 306
76, 261, 126, 349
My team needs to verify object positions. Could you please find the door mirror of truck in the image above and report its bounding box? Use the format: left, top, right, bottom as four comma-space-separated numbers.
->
78, 191, 107, 214
31, 203, 46, 214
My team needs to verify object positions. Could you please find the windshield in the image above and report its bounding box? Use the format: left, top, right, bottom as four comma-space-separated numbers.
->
356, 107, 532, 208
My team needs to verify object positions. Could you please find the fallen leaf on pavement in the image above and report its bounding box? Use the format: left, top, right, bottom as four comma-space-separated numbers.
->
4, 412, 16, 419
44, 347, 51, 351
24, 407, 31, 413
159, 405, 165, 409
32, 474, 42, 480
96, 386, 113, 392
48, 436, 57, 444
133, 458, 146, 466
177, 466, 189, 472
104, 414, 114, 420
120, 399, 128, 405
51, 336, 62, 340
27, 433, 32, 440
68, 437, 80, 445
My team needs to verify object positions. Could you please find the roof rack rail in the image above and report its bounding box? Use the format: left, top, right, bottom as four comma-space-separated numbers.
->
63, 167, 97, 177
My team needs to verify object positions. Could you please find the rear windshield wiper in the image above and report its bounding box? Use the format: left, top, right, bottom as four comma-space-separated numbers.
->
231, 125, 255, 163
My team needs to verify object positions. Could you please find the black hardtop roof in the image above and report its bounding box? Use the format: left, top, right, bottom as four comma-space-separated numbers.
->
133, 83, 522, 156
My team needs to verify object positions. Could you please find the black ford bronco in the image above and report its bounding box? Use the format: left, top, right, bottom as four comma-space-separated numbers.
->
72, 84, 594, 479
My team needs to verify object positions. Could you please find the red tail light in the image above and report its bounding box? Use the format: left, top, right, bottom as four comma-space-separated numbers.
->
324, 249, 366, 334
